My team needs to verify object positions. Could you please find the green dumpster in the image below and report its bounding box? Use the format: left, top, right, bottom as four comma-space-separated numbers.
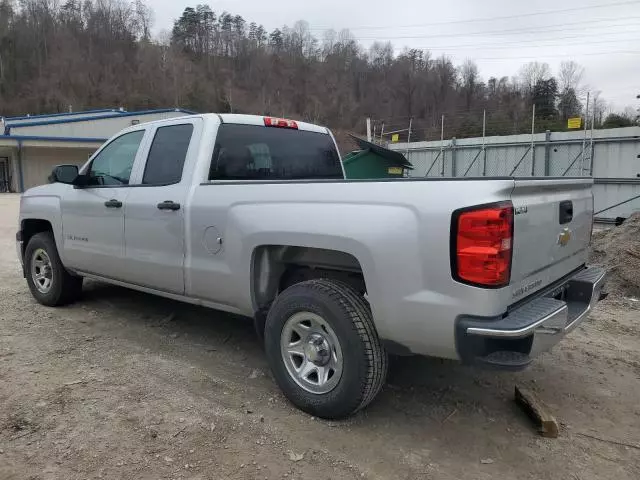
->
342, 135, 413, 179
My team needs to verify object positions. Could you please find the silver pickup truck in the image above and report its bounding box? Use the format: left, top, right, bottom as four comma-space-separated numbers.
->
17, 113, 606, 418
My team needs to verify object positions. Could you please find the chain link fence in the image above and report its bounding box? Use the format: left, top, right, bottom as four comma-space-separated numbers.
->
378, 104, 604, 179
400, 135, 594, 179
387, 124, 640, 220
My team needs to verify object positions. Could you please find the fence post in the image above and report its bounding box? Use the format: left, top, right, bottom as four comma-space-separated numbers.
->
581, 92, 590, 174
439, 114, 445, 176
531, 142, 536, 175
589, 137, 596, 176
482, 109, 487, 176
530, 104, 536, 176
406, 117, 413, 158
588, 100, 595, 176
544, 130, 551, 176
451, 137, 457, 176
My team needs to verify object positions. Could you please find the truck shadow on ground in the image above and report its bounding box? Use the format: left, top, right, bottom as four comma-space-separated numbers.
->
75, 280, 543, 434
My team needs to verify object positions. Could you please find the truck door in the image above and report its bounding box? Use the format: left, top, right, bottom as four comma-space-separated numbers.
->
61, 130, 146, 280
122, 121, 198, 294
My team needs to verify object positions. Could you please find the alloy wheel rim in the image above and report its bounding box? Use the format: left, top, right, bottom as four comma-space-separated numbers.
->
31, 248, 53, 294
280, 311, 343, 394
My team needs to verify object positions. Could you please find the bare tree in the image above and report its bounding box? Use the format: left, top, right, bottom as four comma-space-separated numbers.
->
557, 61, 585, 121
558, 61, 584, 95
592, 92, 608, 127
0, 1, 625, 139
459, 59, 479, 110
518, 61, 551, 96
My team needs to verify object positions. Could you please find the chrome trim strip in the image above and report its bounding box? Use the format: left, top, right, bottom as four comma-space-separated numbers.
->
467, 304, 568, 337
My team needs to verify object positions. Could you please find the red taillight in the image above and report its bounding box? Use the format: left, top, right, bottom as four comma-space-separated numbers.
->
264, 117, 298, 129
452, 202, 513, 288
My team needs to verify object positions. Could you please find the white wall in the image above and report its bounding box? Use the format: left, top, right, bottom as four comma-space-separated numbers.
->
6, 110, 122, 126
10, 149, 19, 193
22, 147, 97, 190
10, 111, 191, 139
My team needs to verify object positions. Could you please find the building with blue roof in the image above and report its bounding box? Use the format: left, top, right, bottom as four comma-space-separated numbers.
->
0, 107, 194, 192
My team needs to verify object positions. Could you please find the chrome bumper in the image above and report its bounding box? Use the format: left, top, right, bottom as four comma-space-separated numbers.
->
457, 266, 607, 369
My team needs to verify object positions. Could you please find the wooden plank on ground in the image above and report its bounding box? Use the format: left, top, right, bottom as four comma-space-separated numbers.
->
514, 385, 559, 438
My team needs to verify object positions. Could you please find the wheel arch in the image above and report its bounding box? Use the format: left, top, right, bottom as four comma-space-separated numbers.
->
20, 218, 54, 262
250, 244, 371, 339
19, 193, 64, 264
22, 224, 83, 306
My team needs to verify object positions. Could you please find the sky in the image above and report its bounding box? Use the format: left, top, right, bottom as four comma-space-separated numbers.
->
145, 0, 640, 112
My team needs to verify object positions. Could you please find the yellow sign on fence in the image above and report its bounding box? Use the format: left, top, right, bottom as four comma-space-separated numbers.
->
391, 133, 400, 142
567, 117, 582, 129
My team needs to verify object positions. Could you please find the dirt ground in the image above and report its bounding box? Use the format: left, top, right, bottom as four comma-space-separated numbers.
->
1, 193, 639, 480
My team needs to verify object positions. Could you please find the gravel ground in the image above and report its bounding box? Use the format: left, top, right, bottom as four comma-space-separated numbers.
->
1, 193, 639, 480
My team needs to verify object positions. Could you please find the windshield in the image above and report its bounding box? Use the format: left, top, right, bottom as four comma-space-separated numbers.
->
209, 124, 343, 180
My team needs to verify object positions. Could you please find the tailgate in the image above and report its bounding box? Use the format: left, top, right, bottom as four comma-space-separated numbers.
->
509, 178, 593, 302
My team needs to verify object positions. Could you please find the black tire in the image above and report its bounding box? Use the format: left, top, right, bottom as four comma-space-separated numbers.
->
24, 232, 82, 307
264, 279, 388, 419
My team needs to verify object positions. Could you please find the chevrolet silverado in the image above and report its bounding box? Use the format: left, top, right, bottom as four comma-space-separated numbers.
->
17, 113, 607, 418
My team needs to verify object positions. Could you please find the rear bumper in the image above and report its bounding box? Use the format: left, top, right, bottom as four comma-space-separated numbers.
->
456, 266, 607, 370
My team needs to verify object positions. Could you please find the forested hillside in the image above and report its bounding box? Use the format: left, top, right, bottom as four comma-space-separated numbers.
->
0, 0, 635, 140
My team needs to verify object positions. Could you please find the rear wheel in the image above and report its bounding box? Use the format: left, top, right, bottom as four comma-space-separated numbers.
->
25, 232, 82, 306
264, 279, 387, 419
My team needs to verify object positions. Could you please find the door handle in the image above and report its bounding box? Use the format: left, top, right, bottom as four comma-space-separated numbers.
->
104, 199, 123, 208
157, 200, 181, 211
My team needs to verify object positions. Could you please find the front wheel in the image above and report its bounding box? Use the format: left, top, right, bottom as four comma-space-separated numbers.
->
264, 279, 388, 419
24, 232, 82, 307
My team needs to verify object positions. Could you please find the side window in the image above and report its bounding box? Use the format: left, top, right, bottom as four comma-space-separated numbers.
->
89, 130, 145, 186
142, 124, 194, 185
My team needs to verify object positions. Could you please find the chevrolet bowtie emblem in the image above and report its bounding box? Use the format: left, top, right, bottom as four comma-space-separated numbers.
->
558, 228, 572, 247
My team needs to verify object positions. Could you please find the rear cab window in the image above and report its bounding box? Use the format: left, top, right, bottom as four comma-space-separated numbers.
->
209, 124, 343, 181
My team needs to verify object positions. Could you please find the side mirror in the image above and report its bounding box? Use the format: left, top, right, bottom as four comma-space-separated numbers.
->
49, 164, 79, 184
